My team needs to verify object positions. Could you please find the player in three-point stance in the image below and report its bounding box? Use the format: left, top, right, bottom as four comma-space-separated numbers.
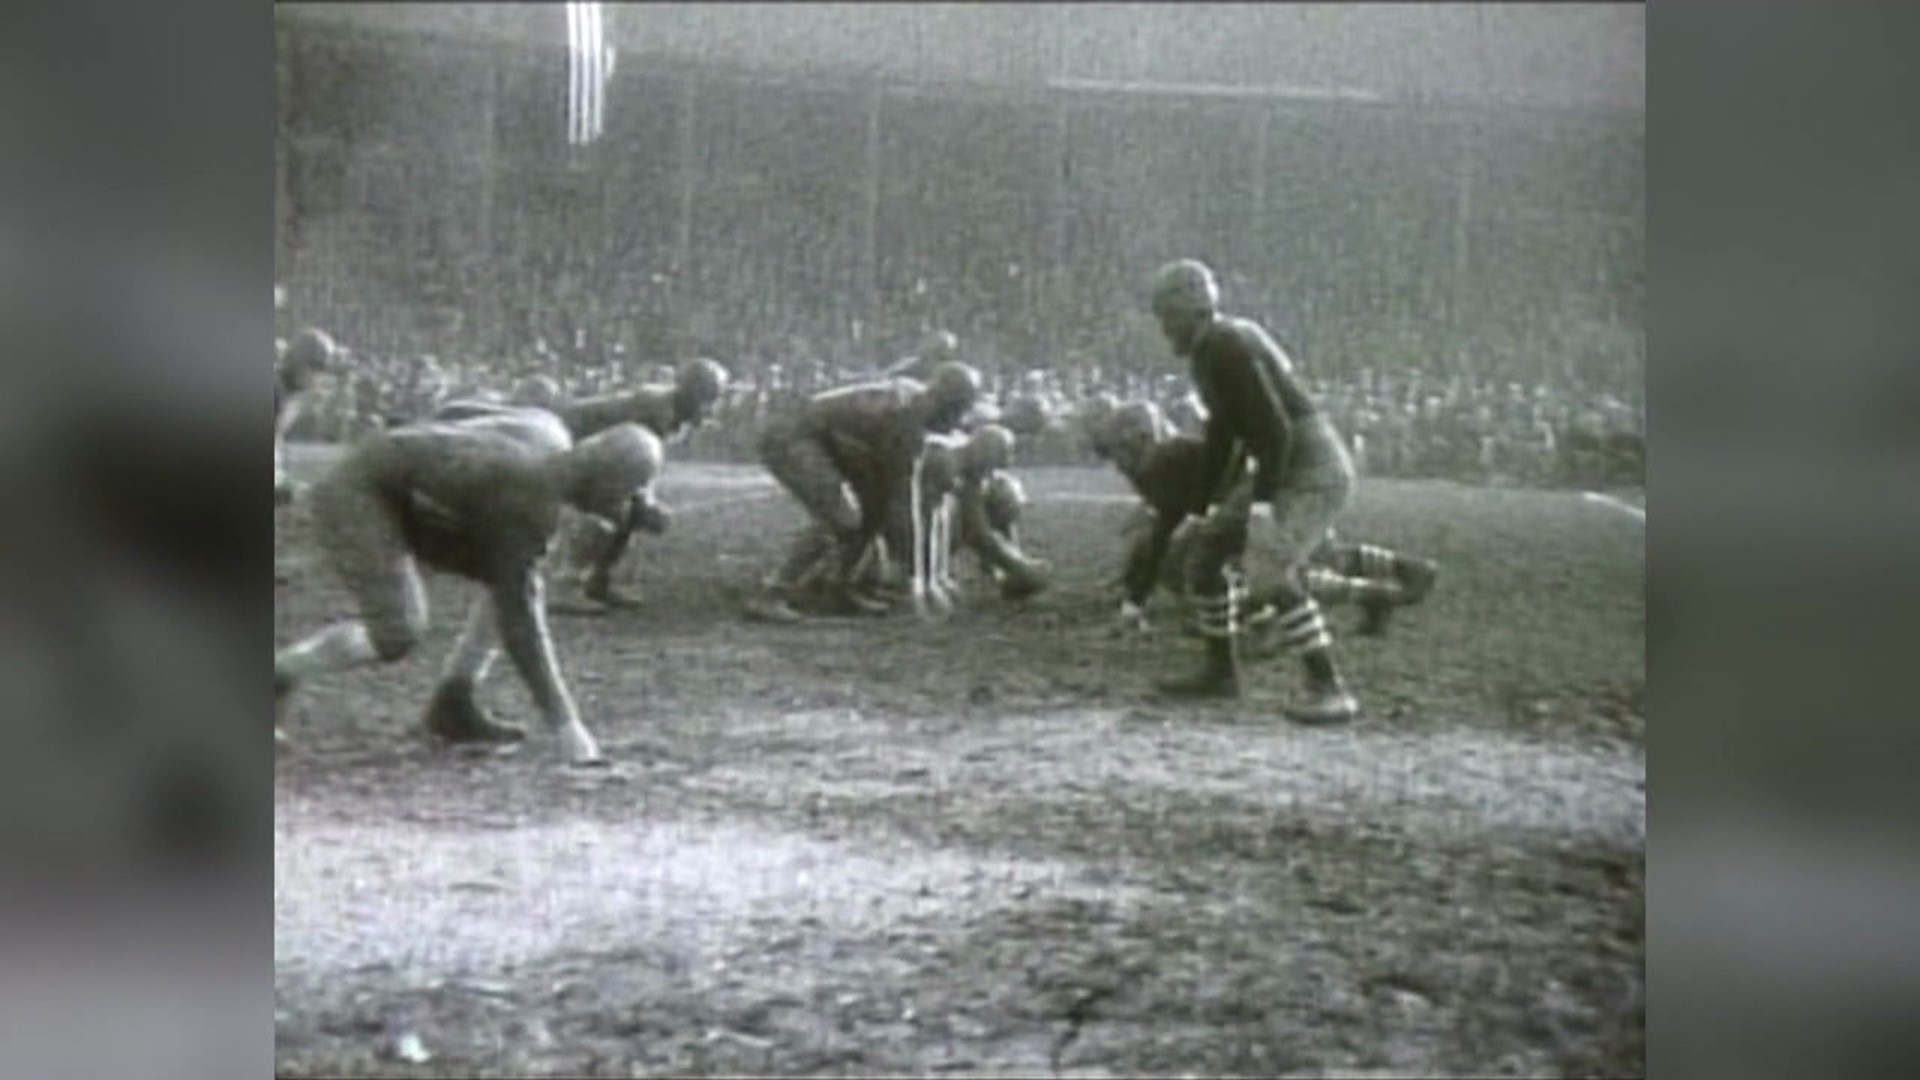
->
273, 408, 668, 765
744, 361, 983, 623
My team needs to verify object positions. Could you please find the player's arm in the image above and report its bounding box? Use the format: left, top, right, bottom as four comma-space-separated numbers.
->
628, 482, 672, 535
1190, 355, 1243, 510
274, 389, 303, 444
956, 480, 1039, 580
1121, 448, 1202, 606
866, 405, 926, 539
1120, 506, 1181, 609
483, 509, 586, 735
876, 432, 929, 585
1204, 331, 1295, 504
554, 393, 643, 441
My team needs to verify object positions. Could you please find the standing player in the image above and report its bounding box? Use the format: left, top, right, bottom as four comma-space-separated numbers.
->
1144, 259, 1361, 724
274, 409, 667, 765
745, 361, 983, 623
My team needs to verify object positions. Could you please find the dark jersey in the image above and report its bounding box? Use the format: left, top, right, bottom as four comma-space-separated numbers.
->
555, 387, 680, 442
1188, 315, 1317, 504
798, 380, 936, 503
1115, 435, 1212, 606
438, 388, 681, 444
366, 428, 563, 584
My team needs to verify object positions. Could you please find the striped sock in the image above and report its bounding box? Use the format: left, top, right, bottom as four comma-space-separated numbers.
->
1192, 586, 1241, 640
1275, 598, 1333, 654
1302, 566, 1355, 604
1355, 543, 1397, 580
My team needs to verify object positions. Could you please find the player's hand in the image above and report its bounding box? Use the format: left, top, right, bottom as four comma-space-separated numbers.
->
910, 576, 955, 620
928, 582, 956, 617
1219, 485, 1257, 520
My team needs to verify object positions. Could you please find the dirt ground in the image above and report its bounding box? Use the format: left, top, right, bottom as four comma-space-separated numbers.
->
274, 453, 1645, 1078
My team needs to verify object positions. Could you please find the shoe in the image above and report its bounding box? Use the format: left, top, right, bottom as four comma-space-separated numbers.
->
1153, 637, 1241, 699
423, 680, 527, 744
1356, 585, 1399, 637
999, 574, 1048, 603
1400, 558, 1440, 605
1284, 689, 1360, 726
584, 577, 644, 610
831, 587, 896, 616
743, 597, 806, 624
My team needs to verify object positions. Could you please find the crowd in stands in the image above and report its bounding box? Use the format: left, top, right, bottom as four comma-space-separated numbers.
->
281, 315, 1644, 491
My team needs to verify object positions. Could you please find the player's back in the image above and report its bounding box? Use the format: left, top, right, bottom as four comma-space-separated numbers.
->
801, 378, 921, 442
1133, 435, 1212, 520
557, 384, 675, 440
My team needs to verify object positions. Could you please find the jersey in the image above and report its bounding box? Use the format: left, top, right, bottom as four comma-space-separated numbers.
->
799, 379, 934, 498
364, 425, 565, 584
1114, 435, 1212, 607
555, 386, 680, 443
1188, 315, 1318, 505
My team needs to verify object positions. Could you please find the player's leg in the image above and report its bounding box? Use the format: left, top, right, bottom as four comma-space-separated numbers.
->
979, 473, 1047, 601
1256, 435, 1361, 725
1114, 502, 1160, 593
1154, 487, 1251, 699
1315, 540, 1440, 636
1153, 518, 1197, 620
580, 513, 643, 609
549, 509, 642, 614
773, 523, 837, 589
745, 426, 826, 621
273, 437, 293, 505
274, 467, 430, 730
421, 594, 527, 744
750, 431, 876, 620
928, 494, 957, 613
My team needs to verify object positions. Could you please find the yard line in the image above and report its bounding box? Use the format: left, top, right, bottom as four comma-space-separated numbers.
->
1581, 490, 1646, 523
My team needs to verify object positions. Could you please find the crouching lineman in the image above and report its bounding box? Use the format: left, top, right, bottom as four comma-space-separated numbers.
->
275, 327, 340, 505
273, 408, 668, 766
438, 357, 729, 611
744, 361, 983, 623
1088, 400, 1438, 637
916, 424, 1049, 603
1145, 258, 1361, 724
789, 423, 1048, 612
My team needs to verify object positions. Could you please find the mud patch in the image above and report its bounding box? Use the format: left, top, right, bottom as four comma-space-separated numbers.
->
275, 809, 1142, 986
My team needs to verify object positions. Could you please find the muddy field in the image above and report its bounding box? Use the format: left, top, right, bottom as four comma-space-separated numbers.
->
274, 451, 1645, 1079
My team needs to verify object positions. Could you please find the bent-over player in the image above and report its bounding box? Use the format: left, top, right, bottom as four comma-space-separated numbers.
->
790, 423, 1048, 611
273, 409, 667, 765
1088, 400, 1438, 637
744, 361, 982, 623
438, 357, 728, 610
919, 424, 1049, 603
